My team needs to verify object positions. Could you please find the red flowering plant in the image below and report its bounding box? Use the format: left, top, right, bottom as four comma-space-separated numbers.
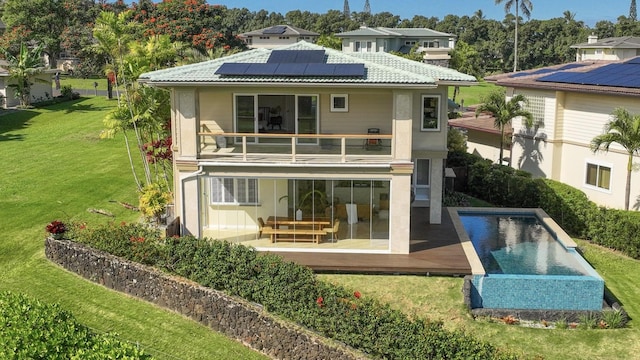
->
46, 220, 67, 238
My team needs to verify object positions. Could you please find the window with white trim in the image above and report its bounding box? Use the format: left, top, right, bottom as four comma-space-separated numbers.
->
423, 40, 440, 48
421, 95, 440, 131
585, 162, 611, 190
330, 94, 348, 112
355, 41, 372, 52
211, 178, 258, 205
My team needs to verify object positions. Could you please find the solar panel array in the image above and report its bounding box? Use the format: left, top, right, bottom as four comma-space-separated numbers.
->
215, 62, 365, 77
510, 63, 587, 78
538, 59, 640, 88
215, 50, 366, 78
263, 26, 287, 34
267, 50, 325, 64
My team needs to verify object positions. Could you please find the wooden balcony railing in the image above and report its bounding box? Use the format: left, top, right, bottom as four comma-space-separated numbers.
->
197, 132, 394, 163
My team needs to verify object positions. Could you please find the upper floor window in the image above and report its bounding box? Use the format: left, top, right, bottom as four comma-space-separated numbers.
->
421, 95, 440, 131
211, 178, 258, 205
423, 40, 440, 48
330, 94, 348, 112
355, 41, 373, 52
585, 162, 611, 191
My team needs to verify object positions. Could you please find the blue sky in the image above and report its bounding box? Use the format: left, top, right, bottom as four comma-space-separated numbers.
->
216, 0, 630, 26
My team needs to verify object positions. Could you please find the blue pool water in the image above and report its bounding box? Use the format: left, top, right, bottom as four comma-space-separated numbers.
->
452, 208, 605, 311
459, 214, 588, 276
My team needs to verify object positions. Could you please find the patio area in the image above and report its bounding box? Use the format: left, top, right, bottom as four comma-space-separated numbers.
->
264, 207, 471, 275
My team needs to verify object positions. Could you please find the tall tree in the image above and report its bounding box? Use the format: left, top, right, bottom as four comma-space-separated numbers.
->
591, 108, 640, 211
495, 0, 533, 72
631, 0, 638, 21
475, 90, 533, 164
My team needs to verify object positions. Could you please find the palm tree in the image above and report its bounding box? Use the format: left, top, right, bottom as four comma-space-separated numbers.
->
591, 107, 640, 211
495, 0, 533, 72
475, 90, 533, 165
3, 43, 45, 107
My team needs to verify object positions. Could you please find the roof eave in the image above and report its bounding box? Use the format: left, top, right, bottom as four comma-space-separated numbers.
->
140, 80, 439, 89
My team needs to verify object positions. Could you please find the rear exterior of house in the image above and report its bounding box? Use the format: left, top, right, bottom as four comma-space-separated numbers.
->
239, 25, 319, 49
139, 42, 476, 254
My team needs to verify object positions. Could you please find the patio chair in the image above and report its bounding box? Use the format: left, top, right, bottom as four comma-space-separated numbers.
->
323, 218, 341, 241
364, 127, 382, 150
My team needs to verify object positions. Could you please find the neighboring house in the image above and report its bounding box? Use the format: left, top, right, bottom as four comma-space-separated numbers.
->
448, 107, 513, 164
239, 25, 319, 49
572, 35, 640, 62
335, 26, 456, 67
139, 41, 476, 254
485, 58, 640, 210
0, 62, 54, 108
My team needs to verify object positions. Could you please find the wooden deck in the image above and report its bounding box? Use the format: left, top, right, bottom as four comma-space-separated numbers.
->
265, 207, 471, 276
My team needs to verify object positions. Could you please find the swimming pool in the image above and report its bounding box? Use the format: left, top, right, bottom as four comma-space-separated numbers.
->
450, 208, 604, 311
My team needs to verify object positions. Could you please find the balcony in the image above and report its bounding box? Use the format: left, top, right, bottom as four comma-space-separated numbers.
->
197, 131, 394, 165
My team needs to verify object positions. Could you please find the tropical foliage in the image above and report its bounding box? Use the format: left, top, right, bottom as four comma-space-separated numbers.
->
2, 43, 46, 107
475, 89, 534, 164
591, 107, 640, 211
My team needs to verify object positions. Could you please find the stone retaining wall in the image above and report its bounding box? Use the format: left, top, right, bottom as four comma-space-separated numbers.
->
45, 238, 363, 360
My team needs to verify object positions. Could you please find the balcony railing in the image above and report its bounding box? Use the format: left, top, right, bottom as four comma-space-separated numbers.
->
198, 132, 394, 164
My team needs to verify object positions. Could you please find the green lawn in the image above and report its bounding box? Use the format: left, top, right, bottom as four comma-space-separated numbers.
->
61, 76, 110, 92
0, 97, 266, 360
449, 80, 499, 106
321, 240, 640, 360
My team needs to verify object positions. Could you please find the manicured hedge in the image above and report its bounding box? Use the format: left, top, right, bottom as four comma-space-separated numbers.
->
70, 223, 518, 360
454, 151, 640, 259
0, 291, 152, 359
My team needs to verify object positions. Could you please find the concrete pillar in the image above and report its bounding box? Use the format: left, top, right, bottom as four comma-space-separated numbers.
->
429, 158, 443, 224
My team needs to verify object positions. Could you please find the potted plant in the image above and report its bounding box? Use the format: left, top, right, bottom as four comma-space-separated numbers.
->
46, 220, 67, 239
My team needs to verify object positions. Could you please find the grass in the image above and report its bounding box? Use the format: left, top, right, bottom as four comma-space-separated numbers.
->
320, 239, 640, 360
0, 97, 267, 360
448, 80, 499, 106
60, 76, 110, 92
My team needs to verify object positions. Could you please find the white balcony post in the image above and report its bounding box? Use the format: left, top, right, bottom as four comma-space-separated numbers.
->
242, 136, 247, 161
341, 137, 346, 163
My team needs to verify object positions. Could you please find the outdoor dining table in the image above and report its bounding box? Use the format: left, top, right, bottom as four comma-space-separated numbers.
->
265, 216, 331, 243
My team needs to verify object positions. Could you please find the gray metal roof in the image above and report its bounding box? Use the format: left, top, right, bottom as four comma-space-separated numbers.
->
240, 25, 319, 37
335, 26, 455, 38
571, 36, 640, 49
139, 41, 475, 86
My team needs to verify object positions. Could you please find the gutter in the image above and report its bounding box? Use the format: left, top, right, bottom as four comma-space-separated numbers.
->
180, 166, 204, 238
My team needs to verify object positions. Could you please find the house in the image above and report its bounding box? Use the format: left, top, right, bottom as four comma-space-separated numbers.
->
485, 58, 640, 210
0, 62, 54, 108
138, 41, 476, 254
335, 26, 456, 67
448, 107, 513, 164
572, 35, 640, 62
239, 25, 319, 49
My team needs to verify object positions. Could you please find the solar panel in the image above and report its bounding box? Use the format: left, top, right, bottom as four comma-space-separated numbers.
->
245, 63, 279, 76
334, 63, 366, 76
626, 57, 640, 64
294, 50, 326, 63
268, 50, 325, 64
273, 63, 308, 76
215, 63, 250, 75
558, 63, 587, 70
304, 63, 335, 76
263, 26, 287, 34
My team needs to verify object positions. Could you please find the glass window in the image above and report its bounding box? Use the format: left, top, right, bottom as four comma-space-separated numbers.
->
331, 94, 348, 112
421, 95, 440, 131
585, 163, 611, 190
211, 178, 259, 204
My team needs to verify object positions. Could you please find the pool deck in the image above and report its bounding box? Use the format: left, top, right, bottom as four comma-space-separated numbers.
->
265, 207, 472, 275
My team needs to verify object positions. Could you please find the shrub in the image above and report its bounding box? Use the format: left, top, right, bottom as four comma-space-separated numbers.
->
72, 225, 518, 360
0, 291, 152, 359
